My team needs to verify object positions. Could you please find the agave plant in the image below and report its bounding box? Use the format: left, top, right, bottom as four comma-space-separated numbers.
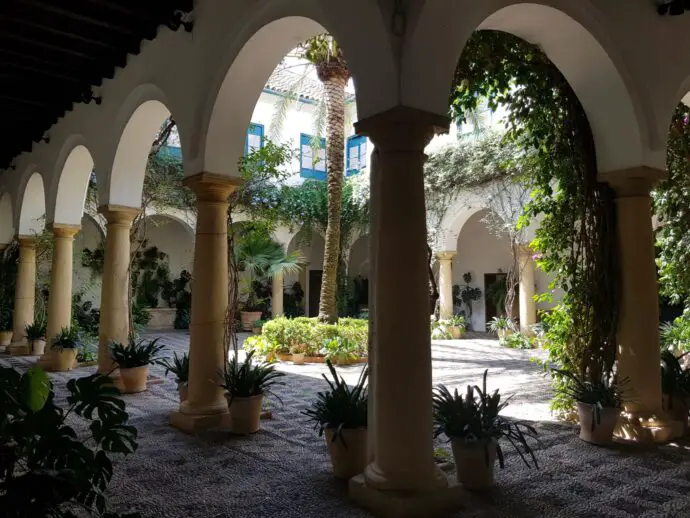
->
302, 360, 368, 446
161, 352, 189, 386
51, 326, 80, 350
25, 319, 46, 341
110, 337, 167, 369
487, 315, 515, 333
432, 370, 538, 468
220, 350, 286, 402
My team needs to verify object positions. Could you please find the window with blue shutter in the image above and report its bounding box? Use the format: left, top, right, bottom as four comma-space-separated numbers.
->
346, 135, 367, 176
245, 123, 264, 156
300, 133, 327, 180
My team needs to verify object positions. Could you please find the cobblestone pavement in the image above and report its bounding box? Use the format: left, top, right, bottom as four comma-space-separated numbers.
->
3, 332, 690, 517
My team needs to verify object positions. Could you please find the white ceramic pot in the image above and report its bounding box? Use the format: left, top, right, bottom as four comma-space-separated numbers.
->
0, 330, 13, 347
451, 438, 497, 489
31, 339, 46, 355
576, 401, 620, 445
324, 427, 368, 479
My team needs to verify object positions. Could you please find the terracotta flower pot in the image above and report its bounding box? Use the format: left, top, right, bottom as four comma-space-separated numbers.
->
227, 393, 263, 434
0, 330, 13, 347
449, 326, 463, 339
451, 438, 497, 489
252, 327, 262, 334
31, 339, 46, 355
662, 394, 689, 433
120, 365, 149, 394
53, 348, 77, 372
576, 402, 620, 445
324, 427, 368, 479
292, 353, 305, 365
241, 311, 262, 331
178, 383, 189, 403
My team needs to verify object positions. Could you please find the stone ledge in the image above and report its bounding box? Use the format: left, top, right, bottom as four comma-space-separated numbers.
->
349, 474, 466, 518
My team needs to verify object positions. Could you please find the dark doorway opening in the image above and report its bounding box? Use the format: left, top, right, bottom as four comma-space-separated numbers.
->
308, 270, 323, 317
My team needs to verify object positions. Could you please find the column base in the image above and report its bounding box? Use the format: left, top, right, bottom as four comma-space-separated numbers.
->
7, 342, 31, 356
170, 409, 230, 434
349, 474, 466, 518
615, 411, 684, 443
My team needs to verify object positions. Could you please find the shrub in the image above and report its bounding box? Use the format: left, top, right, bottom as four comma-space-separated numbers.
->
503, 333, 533, 349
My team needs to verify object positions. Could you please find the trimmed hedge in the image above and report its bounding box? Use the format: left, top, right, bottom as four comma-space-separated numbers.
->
243, 316, 368, 358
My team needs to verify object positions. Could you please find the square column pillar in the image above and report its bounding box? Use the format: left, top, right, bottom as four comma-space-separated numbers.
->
170, 173, 241, 434
271, 271, 284, 317
436, 251, 456, 320
518, 245, 537, 334
349, 106, 465, 517
38, 224, 81, 369
97, 205, 140, 375
601, 167, 683, 442
7, 236, 36, 355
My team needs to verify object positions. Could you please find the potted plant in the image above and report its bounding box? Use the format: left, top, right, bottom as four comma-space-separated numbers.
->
554, 368, 626, 445
660, 350, 690, 432
110, 337, 166, 394
487, 315, 515, 341
290, 343, 307, 365
252, 319, 266, 335
0, 305, 13, 348
51, 327, 80, 372
220, 350, 286, 434
25, 319, 46, 355
303, 361, 368, 479
432, 370, 538, 489
161, 352, 190, 402
447, 314, 466, 339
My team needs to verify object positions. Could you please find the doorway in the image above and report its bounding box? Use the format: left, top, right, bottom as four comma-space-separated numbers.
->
308, 270, 322, 317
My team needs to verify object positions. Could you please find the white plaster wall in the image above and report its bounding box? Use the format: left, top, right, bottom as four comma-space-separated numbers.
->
73, 215, 105, 308
143, 216, 195, 280
349, 234, 370, 277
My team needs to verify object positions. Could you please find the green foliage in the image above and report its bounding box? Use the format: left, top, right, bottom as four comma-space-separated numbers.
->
660, 311, 690, 354
25, 318, 46, 341
76, 344, 98, 364
0, 243, 18, 330
72, 292, 100, 337
81, 243, 105, 277
161, 352, 189, 386
52, 327, 80, 350
430, 317, 465, 340
283, 281, 305, 318
110, 337, 166, 369
170, 270, 192, 329
302, 360, 368, 445
130, 244, 172, 309
432, 370, 538, 468
552, 368, 625, 409
321, 336, 359, 363
256, 316, 367, 357
660, 350, 690, 397
487, 316, 515, 333
221, 350, 286, 401
503, 333, 533, 350
0, 366, 138, 517
453, 272, 482, 326
131, 302, 152, 333
143, 149, 195, 214
486, 276, 508, 316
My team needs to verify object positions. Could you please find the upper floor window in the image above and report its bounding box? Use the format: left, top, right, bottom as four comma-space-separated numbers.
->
245, 123, 264, 155
346, 135, 367, 176
300, 133, 327, 180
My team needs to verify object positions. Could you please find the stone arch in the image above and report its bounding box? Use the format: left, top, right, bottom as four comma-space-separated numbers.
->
404, 1, 647, 173
16, 170, 46, 236
143, 207, 195, 238
200, 11, 395, 177
140, 213, 195, 279
51, 140, 95, 226
0, 193, 14, 244
105, 84, 177, 208
438, 192, 491, 252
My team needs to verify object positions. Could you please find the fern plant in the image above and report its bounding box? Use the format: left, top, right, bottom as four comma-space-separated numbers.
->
302, 360, 368, 446
432, 370, 538, 468
110, 337, 166, 369
220, 350, 286, 402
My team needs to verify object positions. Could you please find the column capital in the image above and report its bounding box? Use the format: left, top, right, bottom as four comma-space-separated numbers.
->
183, 172, 242, 203
599, 166, 666, 198
16, 235, 37, 248
355, 105, 449, 152
98, 204, 141, 226
435, 250, 456, 261
49, 223, 81, 239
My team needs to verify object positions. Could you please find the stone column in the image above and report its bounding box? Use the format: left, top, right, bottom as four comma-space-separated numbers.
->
97, 205, 140, 375
271, 271, 284, 317
350, 107, 463, 516
518, 245, 537, 334
601, 167, 682, 442
38, 224, 81, 368
171, 173, 241, 434
8, 236, 37, 355
436, 251, 456, 320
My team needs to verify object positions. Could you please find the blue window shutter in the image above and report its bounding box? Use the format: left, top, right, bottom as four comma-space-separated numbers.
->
300, 133, 327, 180
346, 135, 367, 176
245, 123, 264, 156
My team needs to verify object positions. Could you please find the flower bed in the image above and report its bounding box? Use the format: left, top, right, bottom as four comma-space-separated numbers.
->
243, 316, 368, 364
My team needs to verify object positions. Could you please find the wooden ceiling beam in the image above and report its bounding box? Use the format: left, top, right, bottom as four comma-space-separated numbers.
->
0, 60, 86, 83
0, 32, 99, 60
21, 0, 137, 35
0, 15, 112, 48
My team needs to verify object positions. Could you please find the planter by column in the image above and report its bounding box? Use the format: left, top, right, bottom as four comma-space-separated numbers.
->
576, 402, 620, 445
325, 427, 368, 479
450, 438, 497, 489
0, 331, 13, 347
53, 348, 77, 372
120, 366, 149, 394
31, 339, 46, 355
227, 394, 263, 435
448, 326, 463, 339
241, 311, 262, 331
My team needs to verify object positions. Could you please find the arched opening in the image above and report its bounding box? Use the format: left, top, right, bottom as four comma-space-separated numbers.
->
52, 144, 95, 225
0, 193, 13, 244
348, 234, 369, 316
17, 172, 46, 236
286, 230, 324, 318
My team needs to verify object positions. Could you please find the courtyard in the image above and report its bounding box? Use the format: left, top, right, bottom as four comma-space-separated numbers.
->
3, 334, 690, 518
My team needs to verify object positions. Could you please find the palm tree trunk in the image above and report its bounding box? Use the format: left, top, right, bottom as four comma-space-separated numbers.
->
318, 73, 347, 323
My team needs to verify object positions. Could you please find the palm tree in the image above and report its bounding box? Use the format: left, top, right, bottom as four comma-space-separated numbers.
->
300, 35, 350, 324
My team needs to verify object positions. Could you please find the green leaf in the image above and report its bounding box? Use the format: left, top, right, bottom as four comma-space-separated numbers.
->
20, 366, 50, 412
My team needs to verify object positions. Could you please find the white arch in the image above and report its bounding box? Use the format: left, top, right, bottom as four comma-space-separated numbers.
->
51, 143, 94, 226
0, 193, 13, 244
404, 1, 647, 173
106, 89, 172, 208
143, 207, 195, 238
16, 171, 46, 236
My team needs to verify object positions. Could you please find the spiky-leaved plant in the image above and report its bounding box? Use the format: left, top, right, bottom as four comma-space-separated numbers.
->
302, 360, 367, 446
161, 352, 189, 386
433, 369, 538, 468
25, 319, 46, 341
110, 337, 166, 369
220, 350, 286, 403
